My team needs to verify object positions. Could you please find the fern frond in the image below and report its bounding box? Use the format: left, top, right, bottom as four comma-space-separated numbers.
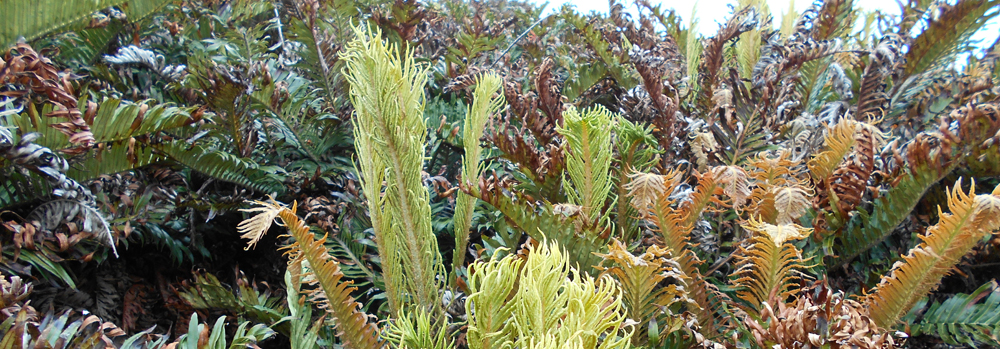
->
808, 119, 858, 181
773, 186, 812, 225
909, 281, 1000, 347
732, 217, 812, 312
453, 72, 504, 275
900, 0, 1000, 82
596, 239, 694, 346
153, 141, 284, 194
558, 105, 615, 222
467, 175, 608, 273
465, 239, 632, 349
864, 180, 1000, 328
239, 200, 386, 349
343, 25, 444, 314
66, 141, 165, 181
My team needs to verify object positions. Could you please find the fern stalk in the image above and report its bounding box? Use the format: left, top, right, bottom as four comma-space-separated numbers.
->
342, 25, 445, 315
452, 73, 504, 280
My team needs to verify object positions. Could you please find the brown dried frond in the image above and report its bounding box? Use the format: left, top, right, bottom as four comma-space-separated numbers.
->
698, 7, 758, 107
0, 43, 94, 154
625, 170, 681, 219
747, 280, 898, 349
857, 34, 903, 121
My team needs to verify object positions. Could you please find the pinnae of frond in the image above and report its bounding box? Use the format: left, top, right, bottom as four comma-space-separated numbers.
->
743, 216, 812, 245
238, 200, 285, 250
624, 170, 680, 218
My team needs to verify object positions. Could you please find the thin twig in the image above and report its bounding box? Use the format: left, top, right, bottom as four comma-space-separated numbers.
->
489, 15, 549, 69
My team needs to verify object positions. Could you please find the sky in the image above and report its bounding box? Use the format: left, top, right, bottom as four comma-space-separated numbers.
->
531, 0, 1000, 53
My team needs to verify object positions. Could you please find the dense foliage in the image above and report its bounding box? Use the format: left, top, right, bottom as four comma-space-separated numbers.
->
2, 0, 1000, 348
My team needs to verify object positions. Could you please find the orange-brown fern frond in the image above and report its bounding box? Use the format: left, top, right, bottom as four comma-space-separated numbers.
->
597, 239, 695, 345
864, 180, 1000, 328
240, 200, 386, 349
732, 217, 812, 313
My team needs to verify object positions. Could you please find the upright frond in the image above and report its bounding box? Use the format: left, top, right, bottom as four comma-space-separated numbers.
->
453, 72, 504, 276
732, 217, 812, 312
342, 25, 445, 314
558, 105, 616, 223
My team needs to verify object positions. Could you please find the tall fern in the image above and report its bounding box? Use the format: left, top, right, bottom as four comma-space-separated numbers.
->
453, 73, 504, 277
342, 25, 445, 315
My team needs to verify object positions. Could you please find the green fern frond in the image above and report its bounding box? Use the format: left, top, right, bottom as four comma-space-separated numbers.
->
900, 0, 1000, 82
153, 141, 284, 194
558, 105, 616, 223
908, 281, 1000, 347
0, 0, 174, 47
66, 141, 165, 181
453, 72, 504, 276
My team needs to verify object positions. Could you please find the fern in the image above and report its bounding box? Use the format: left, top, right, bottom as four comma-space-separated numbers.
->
66, 141, 165, 181
863, 180, 1000, 328
238, 199, 386, 349
558, 105, 615, 223
900, 0, 1000, 83
731, 217, 812, 313
152, 141, 284, 194
342, 25, 445, 315
0, 0, 175, 47
908, 281, 1000, 347
596, 239, 693, 346
453, 72, 504, 277
464, 239, 633, 349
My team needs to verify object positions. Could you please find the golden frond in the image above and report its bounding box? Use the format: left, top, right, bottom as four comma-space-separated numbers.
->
239, 199, 386, 349
732, 217, 812, 312
597, 239, 694, 346
808, 119, 858, 181
712, 165, 752, 209
624, 170, 681, 219
865, 180, 1000, 328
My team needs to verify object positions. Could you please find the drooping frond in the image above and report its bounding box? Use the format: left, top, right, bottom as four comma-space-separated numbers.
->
712, 165, 753, 209
732, 217, 812, 312
239, 199, 386, 349
558, 105, 616, 223
342, 25, 444, 314
908, 281, 1000, 347
864, 180, 1000, 328
453, 72, 504, 275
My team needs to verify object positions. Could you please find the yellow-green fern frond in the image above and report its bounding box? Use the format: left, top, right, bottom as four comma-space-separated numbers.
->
239, 199, 386, 349
865, 180, 1000, 328
558, 105, 616, 223
464, 240, 633, 349
453, 72, 504, 276
597, 239, 694, 346
342, 25, 444, 314
385, 307, 454, 349
732, 217, 812, 313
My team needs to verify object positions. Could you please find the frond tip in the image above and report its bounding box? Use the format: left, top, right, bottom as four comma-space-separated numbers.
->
237, 200, 284, 250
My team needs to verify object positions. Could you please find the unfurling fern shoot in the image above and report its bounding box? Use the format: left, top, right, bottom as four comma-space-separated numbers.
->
342, 25, 445, 316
